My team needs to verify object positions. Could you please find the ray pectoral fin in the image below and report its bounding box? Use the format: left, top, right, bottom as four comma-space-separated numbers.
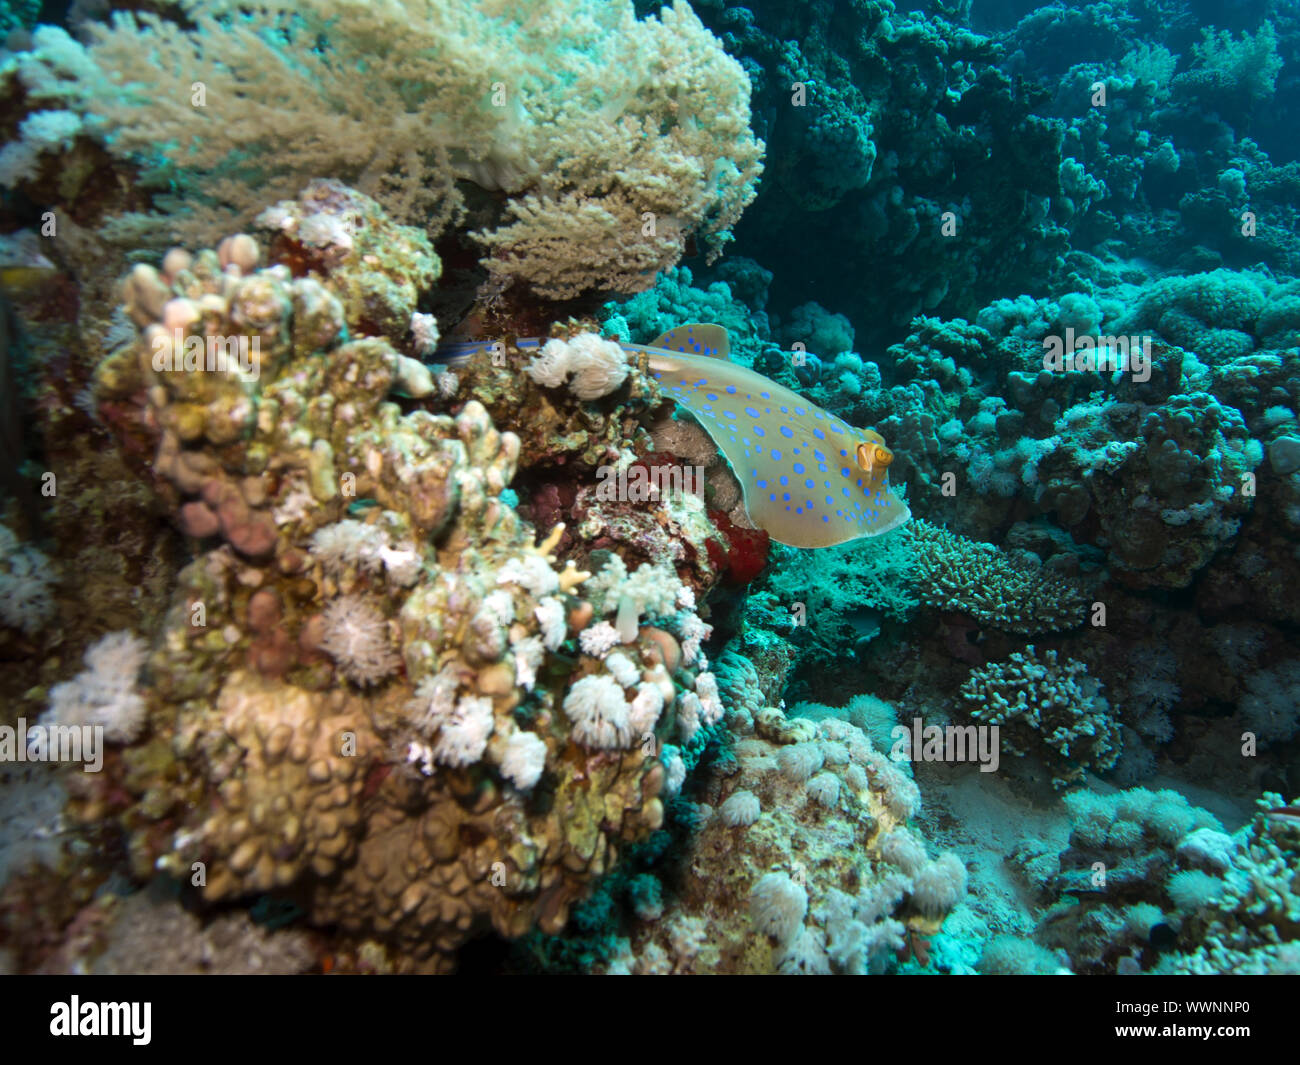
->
649, 323, 731, 360
875, 484, 911, 534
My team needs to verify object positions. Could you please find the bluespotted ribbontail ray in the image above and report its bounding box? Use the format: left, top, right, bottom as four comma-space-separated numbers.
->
437, 323, 910, 547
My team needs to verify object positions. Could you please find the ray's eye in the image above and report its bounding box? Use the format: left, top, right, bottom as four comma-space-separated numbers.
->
856, 442, 894, 476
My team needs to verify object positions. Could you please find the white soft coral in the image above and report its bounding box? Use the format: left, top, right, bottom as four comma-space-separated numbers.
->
407, 668, 496, 769
309, 518, 421, 587
41, 631, 148, 743
0, 523, 56, 635
319, 595, 400, 686
524, 334, 629, 400
432, 695, 496, 767
564, 673, 634, 749
500, 729, 548, 789
585, 556, 684, 641
578, 620, 621, 657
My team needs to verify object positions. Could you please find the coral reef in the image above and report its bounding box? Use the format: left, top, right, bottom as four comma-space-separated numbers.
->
1, 0, 1298, 986
1003, 788, 1300, 975
588, 710, 964, 975
1161, 795, 1300, 974
67, 191, 734, 968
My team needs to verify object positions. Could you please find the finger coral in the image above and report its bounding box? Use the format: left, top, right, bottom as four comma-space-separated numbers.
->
959, 647, 1122, 789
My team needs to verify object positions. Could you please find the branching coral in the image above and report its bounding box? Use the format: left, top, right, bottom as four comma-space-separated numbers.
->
906, 519, 1087, 635
959, 647, 1121, 788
